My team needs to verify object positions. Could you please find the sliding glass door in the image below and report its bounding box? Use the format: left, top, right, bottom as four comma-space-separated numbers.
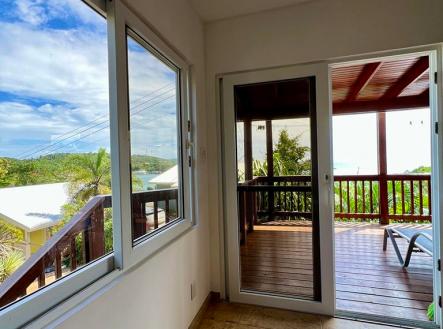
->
221, 63, 334, 314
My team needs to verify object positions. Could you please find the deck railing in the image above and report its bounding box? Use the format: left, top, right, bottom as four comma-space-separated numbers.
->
238, 173, 431, 236
334, 174, 431, 223
0, 188, 178, 308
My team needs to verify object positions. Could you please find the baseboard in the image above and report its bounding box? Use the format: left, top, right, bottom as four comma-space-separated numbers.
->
188, 291, 220, 329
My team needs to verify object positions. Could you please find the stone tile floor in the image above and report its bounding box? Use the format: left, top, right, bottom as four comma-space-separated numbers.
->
197, 302, 399, 329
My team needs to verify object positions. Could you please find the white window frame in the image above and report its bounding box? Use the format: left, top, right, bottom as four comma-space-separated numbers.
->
107, 0, 194, 269
0, 0, 194, 327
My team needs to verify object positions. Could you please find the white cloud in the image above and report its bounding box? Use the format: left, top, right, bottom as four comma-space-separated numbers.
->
14, 0, 105, 27
0, 0, 178, 160
15, 0, 48, 26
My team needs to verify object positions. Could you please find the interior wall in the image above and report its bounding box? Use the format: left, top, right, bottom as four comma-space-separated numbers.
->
205, 0, 443, 292
55, 0, 210, 328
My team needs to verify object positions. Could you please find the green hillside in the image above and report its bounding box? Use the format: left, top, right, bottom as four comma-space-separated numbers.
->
0, 153, 175, 188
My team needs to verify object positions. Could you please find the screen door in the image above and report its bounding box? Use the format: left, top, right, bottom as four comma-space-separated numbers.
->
221, 63, 334, 315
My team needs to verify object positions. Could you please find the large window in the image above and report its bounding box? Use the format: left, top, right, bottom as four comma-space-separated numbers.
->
127, 31, 183, 242
0, 0, 193, 327
0, 0, 112, 308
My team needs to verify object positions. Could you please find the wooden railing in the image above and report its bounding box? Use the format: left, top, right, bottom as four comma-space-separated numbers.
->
0, 188, 178, 308
237, 173, 431, 240
334, 174, 431, 223
237, 176, 312, 243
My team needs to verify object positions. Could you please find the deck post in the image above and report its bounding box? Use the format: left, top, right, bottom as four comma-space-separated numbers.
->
377, 112, 389, 225
244, 121, 254, 232
90, 202, 105, 259
266, 120, 274, 218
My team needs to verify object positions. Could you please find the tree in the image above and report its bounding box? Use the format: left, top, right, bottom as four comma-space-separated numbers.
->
67, 148, 112, 203
273, 130, 310, 175
0, 158, 10, 186
251, 129, 311, 178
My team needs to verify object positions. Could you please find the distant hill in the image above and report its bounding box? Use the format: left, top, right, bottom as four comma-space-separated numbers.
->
0, 152, 176, 188
131, 154, 176, 173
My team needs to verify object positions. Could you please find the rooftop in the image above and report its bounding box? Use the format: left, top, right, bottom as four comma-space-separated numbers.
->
0, 183, 69, 232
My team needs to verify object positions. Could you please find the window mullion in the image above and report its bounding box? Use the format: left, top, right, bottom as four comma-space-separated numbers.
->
107, 0, 132, 270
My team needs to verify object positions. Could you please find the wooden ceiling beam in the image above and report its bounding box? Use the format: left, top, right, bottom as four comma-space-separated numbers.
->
382, 56, 429, 99
345, 62, 382, 102
333, 92, 429, 115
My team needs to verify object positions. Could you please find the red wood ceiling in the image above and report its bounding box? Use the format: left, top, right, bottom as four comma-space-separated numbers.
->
332, 56, 430, 115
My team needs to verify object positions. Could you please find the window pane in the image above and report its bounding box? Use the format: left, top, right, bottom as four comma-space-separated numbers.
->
126, 32, 181, 243
235, 78, 321, 301
0, 1, 111, 308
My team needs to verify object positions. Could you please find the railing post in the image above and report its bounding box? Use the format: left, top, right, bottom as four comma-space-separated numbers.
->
165, 196, 170, 223
266, 120, 274, 217
244, 121, 254, 232
70, 236, 77, 271
377, 112, 389, 225
379, 174, 389, 225
238, 190, 246, 244
153, 201, 159, 229
131, 194, 146, 240
90, 202, 105, 260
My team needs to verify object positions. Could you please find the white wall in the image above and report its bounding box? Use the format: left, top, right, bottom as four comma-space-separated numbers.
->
56, 0, 210, 328
205, 0, 443, 292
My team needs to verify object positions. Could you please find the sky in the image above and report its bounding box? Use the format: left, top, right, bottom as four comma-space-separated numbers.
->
236, 109, 431, 175
0, 0, 178, 160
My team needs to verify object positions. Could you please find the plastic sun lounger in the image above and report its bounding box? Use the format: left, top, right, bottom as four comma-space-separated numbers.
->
383, 227, 433, 267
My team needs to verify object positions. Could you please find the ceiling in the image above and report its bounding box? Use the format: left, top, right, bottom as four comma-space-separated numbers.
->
332, 55, 429, 115
189, 0, 313, 22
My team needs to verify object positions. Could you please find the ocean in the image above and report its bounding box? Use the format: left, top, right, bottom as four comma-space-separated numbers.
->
133, 172, 157, 190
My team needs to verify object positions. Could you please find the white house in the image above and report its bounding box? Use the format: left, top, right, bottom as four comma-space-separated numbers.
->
0, 183, 69, 258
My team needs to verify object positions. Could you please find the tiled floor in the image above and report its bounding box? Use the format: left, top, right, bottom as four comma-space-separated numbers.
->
197, 302, 399, 329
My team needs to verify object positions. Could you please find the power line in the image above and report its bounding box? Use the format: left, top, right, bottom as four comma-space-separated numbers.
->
37, 94, 175, 158
16, 83, 175, 159
18, 87, 175, 159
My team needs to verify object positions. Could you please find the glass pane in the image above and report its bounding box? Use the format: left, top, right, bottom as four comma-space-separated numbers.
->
126, 32, 181, 243
333, 113, 378, 175
0, 1, 111, 308
235, 78, 320, 301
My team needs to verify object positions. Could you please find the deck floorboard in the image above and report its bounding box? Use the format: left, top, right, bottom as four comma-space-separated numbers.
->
240, 222, 433, 322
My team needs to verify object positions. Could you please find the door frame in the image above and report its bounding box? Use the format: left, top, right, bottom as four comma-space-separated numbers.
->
329, 45, 443, 328
220, 62, 335, 315
216, 43, 443, 326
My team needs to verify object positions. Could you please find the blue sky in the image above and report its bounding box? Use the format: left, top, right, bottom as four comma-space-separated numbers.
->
0, 0, 178, 160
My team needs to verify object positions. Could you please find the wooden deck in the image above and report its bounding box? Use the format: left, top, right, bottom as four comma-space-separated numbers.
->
240, 222, 433, 322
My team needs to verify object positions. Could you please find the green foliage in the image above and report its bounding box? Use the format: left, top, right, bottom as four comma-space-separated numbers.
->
0, 158, 10, 186
131, 155, 176, 173
0, 220, 24, 257
0, 152, 169, 189
0, 154, 77, 188
104, 212, 113, 253
427, 302, 434, 321
248, 129, 311, 179
274, 130, 310, 175
0, 250, 24, 283
67, 148, 111, 203
0, 220, 25, 283
410, 166, 431, 173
